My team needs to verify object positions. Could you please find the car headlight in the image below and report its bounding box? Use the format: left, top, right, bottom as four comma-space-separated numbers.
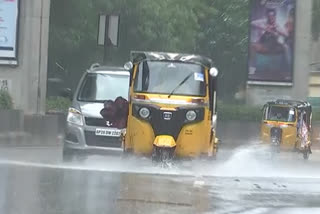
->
139, 107, 150, 119
186, 110, 197, 121
67, 108, 83, 126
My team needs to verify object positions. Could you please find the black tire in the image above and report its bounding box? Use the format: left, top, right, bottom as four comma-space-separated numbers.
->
151, 147, 159, 162
122, 149, 133, 159
152, 147, 175, 165
303, 149, 310, 160
62, 146, 75, 162
159, 149, 171, 163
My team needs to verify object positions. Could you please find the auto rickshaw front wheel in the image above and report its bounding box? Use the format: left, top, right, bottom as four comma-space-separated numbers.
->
152, 146, 175, 164
302, 146, 312, 160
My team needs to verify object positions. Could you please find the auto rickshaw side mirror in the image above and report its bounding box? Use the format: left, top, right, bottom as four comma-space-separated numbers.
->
124, 61, 134, 86
209, 67, 219, 77
124, 61, 133, 71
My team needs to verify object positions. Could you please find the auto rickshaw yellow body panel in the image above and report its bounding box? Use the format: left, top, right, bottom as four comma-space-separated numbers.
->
261, 121, 297, 150
125, 94, 214, 157
124, 51, 218, 159
260, 100, 312, 155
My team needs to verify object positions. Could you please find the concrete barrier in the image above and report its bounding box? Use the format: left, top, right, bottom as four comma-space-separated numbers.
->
23, 114, 61, 146
0, 110, 24, 133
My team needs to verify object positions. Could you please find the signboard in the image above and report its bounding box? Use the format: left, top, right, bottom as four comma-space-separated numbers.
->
0, 0, 19, 65
248, 0, 296, 84
97, 14, 120, 47
0, 79, 11, 92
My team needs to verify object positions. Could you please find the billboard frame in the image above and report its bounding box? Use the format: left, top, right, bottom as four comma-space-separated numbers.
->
0, 0, 20, 66
246, 0, 297, 86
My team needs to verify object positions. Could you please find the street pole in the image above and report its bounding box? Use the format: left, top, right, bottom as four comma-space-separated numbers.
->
103, 16, 110, 64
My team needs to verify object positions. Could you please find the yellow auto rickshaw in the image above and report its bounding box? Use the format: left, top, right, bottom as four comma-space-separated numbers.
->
261, 99, 312, 159
123, 51, 219, 161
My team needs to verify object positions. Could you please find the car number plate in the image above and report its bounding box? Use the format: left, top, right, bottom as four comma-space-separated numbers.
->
95, 128, 121, 137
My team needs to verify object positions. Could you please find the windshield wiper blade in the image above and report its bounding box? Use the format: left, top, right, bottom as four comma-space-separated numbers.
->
168, 73, 193, 98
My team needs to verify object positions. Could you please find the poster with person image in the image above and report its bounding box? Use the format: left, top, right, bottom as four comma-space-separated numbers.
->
248, 0, 296, 83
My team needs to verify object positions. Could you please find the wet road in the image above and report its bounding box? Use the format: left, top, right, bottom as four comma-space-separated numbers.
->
0, 146, 320, 214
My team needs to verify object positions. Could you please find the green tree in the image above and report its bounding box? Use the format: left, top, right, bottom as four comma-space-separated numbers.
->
48, 0, 250, 100
195, 0, 250, 99
312, 0, 320, 40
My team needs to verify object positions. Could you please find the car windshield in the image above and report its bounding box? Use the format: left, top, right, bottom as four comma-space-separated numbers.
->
133, 61, 206, 96
78, 73, 129, 102
265, 106, 296, 122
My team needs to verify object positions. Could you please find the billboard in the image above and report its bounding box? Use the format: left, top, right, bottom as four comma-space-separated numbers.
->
248, 0, 296, 84
0, 0, 19, 64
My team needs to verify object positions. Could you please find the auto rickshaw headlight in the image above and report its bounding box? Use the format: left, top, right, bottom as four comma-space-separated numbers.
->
186, 110, 197, 121
139, 107, 150, 119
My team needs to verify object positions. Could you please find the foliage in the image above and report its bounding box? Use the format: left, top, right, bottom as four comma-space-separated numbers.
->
0, 90, 13, 110
48, 0, 250, 99
218, 102, 320, 122
314, 108, 320, 121
312, 0, 320, 40
46, 96, 71, 113
195, 0, 250, 97
217, 102, 262, 122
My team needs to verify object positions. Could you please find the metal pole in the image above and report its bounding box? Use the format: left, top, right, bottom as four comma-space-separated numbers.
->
103, 16, 109, 64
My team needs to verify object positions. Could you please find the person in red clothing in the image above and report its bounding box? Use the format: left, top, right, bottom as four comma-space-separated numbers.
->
114, 96, 129, 129
100, 97, 129, 129
100, 100, 117, 127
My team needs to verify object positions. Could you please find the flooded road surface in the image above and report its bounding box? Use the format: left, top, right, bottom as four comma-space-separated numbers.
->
0, 146, 320, 213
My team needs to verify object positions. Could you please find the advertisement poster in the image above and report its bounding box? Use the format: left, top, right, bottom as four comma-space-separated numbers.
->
0, 0, 19, 61
248, 0, 296, 83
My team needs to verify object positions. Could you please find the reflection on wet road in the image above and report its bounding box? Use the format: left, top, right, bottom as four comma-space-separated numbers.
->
0, 146, 320, 213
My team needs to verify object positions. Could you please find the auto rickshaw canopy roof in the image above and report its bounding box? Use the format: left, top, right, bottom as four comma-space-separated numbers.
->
130, 51, 214, 68
266, 99, 312, 113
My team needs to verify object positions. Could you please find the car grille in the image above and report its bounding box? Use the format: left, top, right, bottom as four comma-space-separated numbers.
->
85, 117, 107, 127
84, 131, 122, 148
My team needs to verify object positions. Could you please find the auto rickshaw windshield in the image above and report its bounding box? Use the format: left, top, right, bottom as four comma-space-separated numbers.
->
264, 105, 296, 122
133, 61, 206, 96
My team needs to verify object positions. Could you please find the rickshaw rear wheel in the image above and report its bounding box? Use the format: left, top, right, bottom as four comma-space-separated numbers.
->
303, 148, 310, 160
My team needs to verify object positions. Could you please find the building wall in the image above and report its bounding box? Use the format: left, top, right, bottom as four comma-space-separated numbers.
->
0, 0, 50, 115
310, 41, 320, 102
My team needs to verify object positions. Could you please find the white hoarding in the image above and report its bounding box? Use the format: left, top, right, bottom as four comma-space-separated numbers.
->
0, 0, 19, 64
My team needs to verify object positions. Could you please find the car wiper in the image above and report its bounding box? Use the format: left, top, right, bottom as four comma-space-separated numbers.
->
168, 72, 193, 98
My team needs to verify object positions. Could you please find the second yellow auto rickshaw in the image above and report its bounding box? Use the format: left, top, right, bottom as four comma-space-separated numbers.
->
123, 51, 219, 162
261, 99, 312, 159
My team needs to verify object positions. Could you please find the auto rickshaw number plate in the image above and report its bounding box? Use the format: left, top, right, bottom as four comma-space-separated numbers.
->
95, 128, 121, 137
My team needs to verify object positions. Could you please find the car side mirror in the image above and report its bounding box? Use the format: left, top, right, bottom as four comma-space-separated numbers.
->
59, 88, 73, 100
124, 61, 133, 71
209, 67, 219, 77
